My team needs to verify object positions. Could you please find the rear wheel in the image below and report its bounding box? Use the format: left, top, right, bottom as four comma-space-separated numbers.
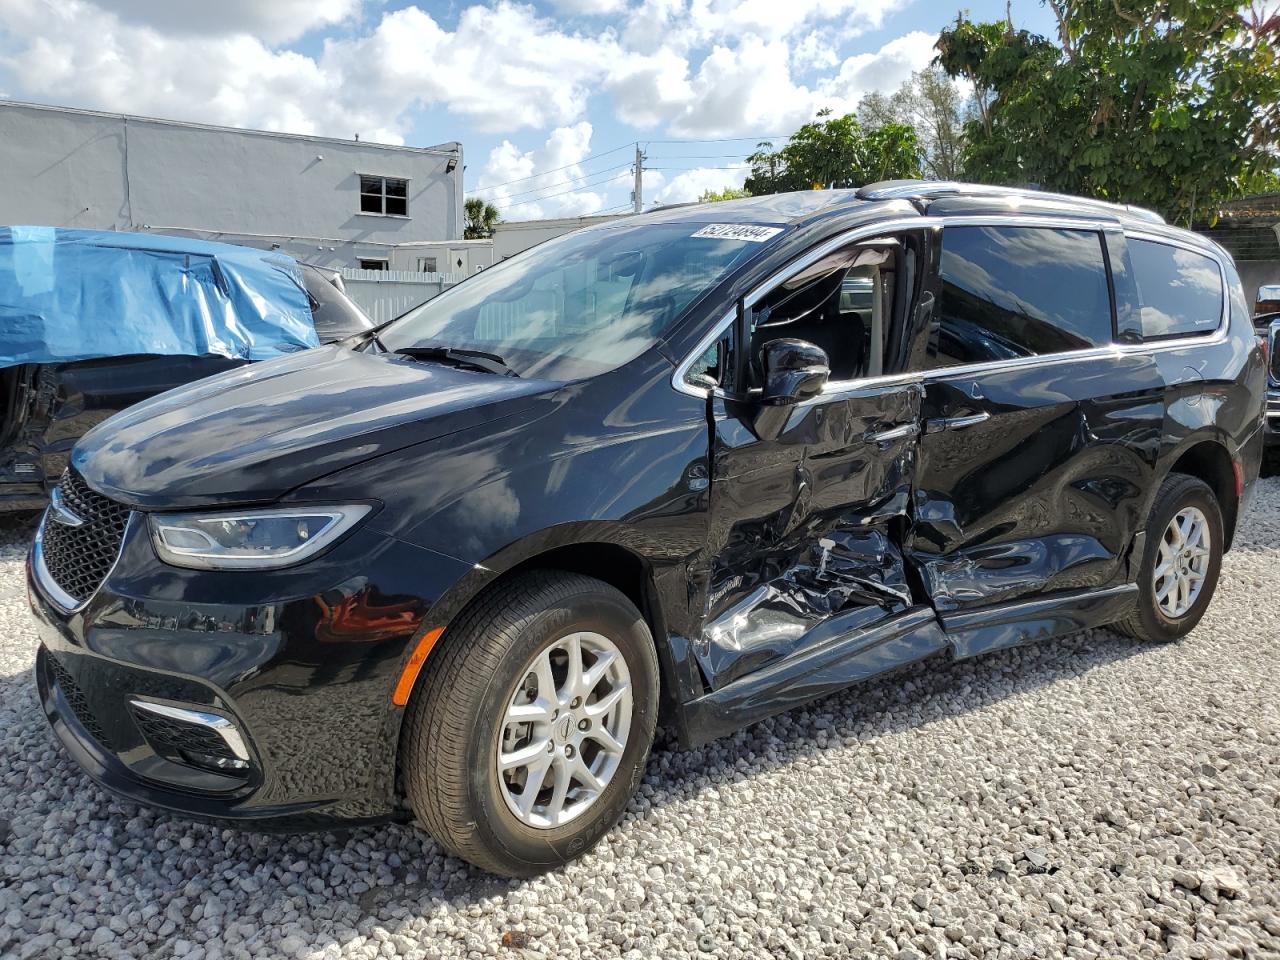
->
400, 571, 659, 877
1114, 473, 1223, 642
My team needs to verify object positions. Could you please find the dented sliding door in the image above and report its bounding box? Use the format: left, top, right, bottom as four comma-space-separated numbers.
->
693, 380, 923, 689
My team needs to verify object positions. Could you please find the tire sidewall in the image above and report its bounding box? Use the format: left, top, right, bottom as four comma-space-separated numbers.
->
462, 591, 658, 872
1136, 479, 1224, 641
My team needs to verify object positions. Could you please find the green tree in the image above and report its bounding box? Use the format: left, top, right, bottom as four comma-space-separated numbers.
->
858, 67, 971, 181
743, 110, 922, 195
699, 186, 750, 202
936, 3, 1280, 223
464, 197, 500, 239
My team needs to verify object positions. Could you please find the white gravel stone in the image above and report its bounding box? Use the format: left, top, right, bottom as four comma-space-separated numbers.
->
1, 481, 1279, 959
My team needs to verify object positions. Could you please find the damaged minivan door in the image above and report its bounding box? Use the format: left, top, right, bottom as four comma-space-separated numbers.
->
689, 229, 951, 718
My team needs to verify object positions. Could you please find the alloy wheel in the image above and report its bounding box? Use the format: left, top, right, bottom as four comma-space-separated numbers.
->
496, 631, 632, 829
1154, 506, 1211, 619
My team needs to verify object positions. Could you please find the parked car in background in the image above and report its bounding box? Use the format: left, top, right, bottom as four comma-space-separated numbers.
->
29, 183, 1264, 877
1253, 284, 1280, 452
0, 228, 373, 511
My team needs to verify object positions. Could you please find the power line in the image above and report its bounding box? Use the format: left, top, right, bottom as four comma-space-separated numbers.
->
486, 161, 632, 203
491, 168, 633, 209
644, 135, 789, 144
646, 153, 761, 160
470, 141, 632, 192
647, 165, 749, 172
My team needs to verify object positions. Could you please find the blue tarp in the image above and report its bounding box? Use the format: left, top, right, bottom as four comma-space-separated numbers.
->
0, 227, 320, 368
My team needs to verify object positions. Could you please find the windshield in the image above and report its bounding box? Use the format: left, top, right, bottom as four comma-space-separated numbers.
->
379, 220, 776, 379
300, 265, 375, 341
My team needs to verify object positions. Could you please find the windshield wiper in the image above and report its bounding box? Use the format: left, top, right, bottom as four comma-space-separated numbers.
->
394, 345, 520, 377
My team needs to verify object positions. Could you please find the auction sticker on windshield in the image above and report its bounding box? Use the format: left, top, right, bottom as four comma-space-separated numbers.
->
690, 224, 783, 242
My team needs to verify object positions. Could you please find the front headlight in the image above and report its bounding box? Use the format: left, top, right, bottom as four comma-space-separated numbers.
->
148, 505, 372, 570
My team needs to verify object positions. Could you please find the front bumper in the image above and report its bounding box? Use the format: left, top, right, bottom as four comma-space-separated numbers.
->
29, 513, 473, 829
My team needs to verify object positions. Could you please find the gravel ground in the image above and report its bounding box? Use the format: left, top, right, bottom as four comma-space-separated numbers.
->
1, 485, 1278, 960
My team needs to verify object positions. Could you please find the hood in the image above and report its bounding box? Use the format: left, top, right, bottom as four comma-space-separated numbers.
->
74, 344, 556, 509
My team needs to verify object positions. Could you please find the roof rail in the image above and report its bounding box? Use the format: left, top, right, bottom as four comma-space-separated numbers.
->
855, 180, 1165, 224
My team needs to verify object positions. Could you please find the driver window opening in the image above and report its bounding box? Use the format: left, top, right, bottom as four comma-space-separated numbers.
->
747, 240, 901, 387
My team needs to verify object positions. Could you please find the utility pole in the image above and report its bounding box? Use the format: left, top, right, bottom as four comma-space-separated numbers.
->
632, 143, 646, 214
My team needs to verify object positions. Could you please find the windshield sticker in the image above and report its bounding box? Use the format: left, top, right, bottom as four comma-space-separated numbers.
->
691, 224, 783, 243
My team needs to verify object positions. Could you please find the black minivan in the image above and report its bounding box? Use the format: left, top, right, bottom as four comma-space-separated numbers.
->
29, 182, 1266, 876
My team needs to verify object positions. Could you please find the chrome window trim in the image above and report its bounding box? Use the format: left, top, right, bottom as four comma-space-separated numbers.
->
671, 213, 1234, 401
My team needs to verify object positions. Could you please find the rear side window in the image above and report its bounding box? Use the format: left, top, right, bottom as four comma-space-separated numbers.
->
1128, 238, 1223, 339
926, 226, 1112, 368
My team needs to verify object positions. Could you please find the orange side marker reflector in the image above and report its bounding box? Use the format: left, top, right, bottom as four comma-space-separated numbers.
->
392, 627, 445, 706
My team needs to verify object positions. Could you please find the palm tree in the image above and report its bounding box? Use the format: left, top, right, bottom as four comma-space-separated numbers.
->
464, 198, 500, 239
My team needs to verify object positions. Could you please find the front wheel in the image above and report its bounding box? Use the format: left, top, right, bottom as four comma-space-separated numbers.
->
1114, 473, 1224, 642
400, 571, 659, 877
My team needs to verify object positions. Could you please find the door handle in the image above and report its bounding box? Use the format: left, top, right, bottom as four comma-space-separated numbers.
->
925, 411, 991, 434
865, 422, 920, 444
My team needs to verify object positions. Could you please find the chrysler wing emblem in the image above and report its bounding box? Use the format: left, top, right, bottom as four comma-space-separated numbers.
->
48, 486, 85, 528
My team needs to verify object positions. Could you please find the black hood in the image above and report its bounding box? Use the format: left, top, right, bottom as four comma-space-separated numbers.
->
73, 345, 555, 509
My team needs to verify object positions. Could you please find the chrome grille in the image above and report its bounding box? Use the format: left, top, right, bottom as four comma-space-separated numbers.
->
39, 470, 130, 605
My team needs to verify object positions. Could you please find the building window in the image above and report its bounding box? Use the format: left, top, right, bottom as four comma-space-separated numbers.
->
417, 256, 438, 273
358, 258, 389, 271
359, 176, 408, 216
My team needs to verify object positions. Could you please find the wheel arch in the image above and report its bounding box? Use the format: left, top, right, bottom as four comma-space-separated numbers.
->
1162, 437, 1240, 550
389, 530, 690, 769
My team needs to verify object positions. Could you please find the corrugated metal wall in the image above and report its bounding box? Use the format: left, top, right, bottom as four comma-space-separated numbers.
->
339, 269, 463, 324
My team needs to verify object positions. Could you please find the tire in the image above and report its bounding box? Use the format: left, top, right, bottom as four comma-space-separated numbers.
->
400, 570, 659, 877
1113, 473, 1224, 642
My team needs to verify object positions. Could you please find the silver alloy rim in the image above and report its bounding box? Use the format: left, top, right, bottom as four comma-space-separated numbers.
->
1154, 506, 1211, 619
496, 631, 632, 829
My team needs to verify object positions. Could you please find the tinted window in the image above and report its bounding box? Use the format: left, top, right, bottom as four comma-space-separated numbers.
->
1128, 238, 1222, 339
927, 226, 1112, 367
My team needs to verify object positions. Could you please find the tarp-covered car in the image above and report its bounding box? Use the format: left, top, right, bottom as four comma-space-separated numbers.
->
0, 227, 373, 509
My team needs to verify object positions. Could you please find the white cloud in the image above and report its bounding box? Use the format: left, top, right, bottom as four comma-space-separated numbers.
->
475, 123, 631, 220
818, 30, 938, 107
607, 47, 695, 128
324, 4, 624, 134
691, 0, 895, 42
0, 0, 361, 135
548, 0, 628, 14
651, 36, 821, 138
0, 1, 629, 141
654, 164, 748, 204
792, 30, 840, 72
97, 0, 358, 44
0, 0, 937, 154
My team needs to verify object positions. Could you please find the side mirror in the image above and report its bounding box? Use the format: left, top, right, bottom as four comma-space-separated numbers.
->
760, 338, 830, 405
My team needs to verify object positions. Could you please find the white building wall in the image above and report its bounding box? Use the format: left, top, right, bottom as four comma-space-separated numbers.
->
491, 212, 633, 261
0, 100, 464, 268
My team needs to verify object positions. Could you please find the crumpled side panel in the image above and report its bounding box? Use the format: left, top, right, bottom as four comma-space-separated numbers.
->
0, 227, 318, 368
913, 533, 1115, 611
696, 522, 914, 689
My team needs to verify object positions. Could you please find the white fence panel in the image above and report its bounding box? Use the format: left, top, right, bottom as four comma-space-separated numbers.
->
339, 269, 463, 324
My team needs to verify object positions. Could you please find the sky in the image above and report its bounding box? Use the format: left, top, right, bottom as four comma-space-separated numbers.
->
0, 0, 1057, 221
